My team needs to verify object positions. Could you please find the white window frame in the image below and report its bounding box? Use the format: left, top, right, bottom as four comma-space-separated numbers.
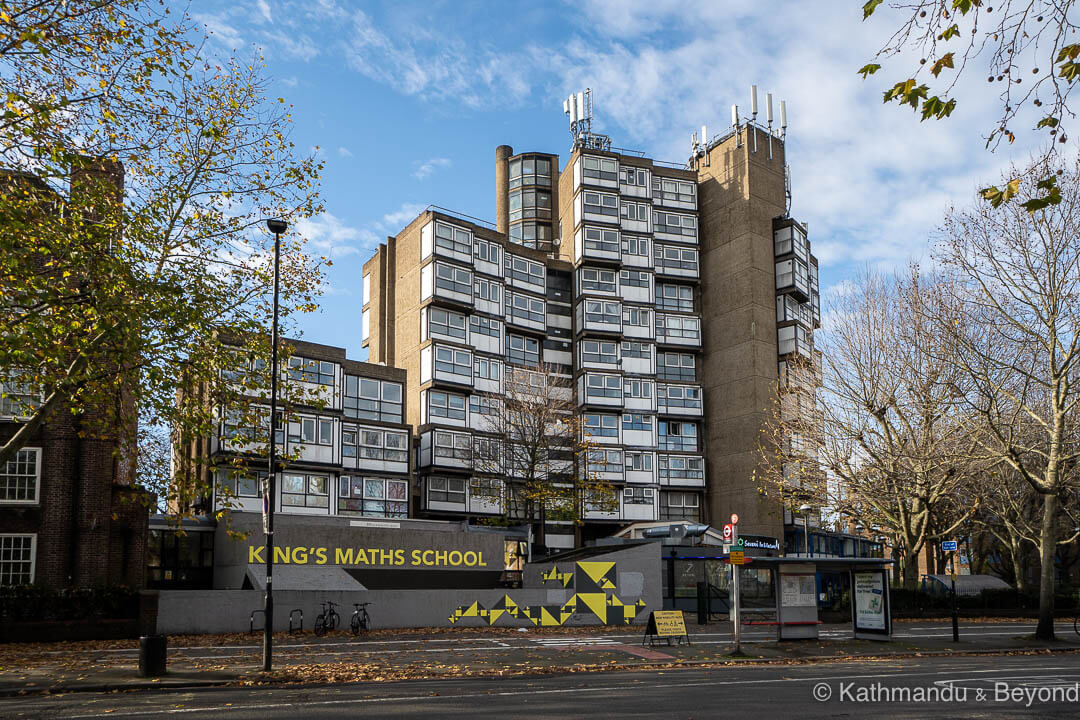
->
0, 447, 40, 505
0, 534, 36, 586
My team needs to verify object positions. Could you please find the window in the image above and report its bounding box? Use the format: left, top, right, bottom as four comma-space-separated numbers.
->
286, 356, 335, 385
509, 222, 553, 249
585, 300, 620, 325
586, 373, 622, 399
658, 352, 696, 381
623, 487, 655, 505
429, 308, 467, 340
339, 476, 408, 517
622, 413, 653, 431
655, 245, 699, 273
435, 431, 473, 461
362, 274, 371, 305
474, 238, 500, 264
583, 190, 619, 217
429, 476, 466, 504
582, 155, 618, 182
583, 413, 619, 437
774, 224, 808, 260
659, 420, 699, 451
467, 316, 498, 342
583, 226, 620, 253
621, 166, 648, 186
505, 255, 545, 289
469, 394, 501, 417
653, 211, 697, 238
588, 449, 623, 474
506, 292, 545, 325
509, 156, 552, 188
0, 449, 39, 503
506, 333, 540, 366
287, 415, 334, 446
508, 189, 552, 221
658, 384, 702, 409
620, 201, 650, 222
656, 283, 694, 312
580, 268, 617, 293
281, 473, 329, 508
434, 221, 472, 255
0, 535, 35, 586
217, 470, 264, 498
435, 262, 473, 295
475, 357, 502, 381
660, 491, 700, 520
428, 390, 467, 420
473, 437, 503, 468
659, 455, 704, 480
624, 378, 653, 399
435, 346, 473, 378
222, 407, 282, 446
581, 340, 617, 364
474, 277, 502, 304
656, 314, 700, 341
622, 236, 649, 257
620, 269, 650, 288
622, 306, 651, 328
344, 377, 403, 423
625, 451, 653, 472
344, 427, 408, 462
652, 178, 696, 205
621, 341, 652, 359
0, 370, 40, 418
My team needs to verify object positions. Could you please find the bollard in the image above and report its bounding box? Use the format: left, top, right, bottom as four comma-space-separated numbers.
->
138, 634, 167, 677
696, 581, 708, 625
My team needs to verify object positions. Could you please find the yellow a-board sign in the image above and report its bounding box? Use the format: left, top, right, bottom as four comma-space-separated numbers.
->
643, 610, 690, 646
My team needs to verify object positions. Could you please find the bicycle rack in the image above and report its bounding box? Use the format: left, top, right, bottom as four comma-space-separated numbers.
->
288, 608, 303, 633
249, 609, 266, 634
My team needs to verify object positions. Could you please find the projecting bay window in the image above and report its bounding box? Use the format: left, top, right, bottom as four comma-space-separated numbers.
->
621, 200, 651, 231
623, 487, 655, 505
774, 223, 809, 262
580, 340, 618, 367
0, 448, 40, 504
427, 307, 467, 341
582, 226, 620, 259
216, 470, 264, 500
582, 155, 618, 184
281, 473, 330, 509
657, 352, 696, 381
621, 342, 652, 359
338, 476, 408, 518
504, 255, 545, 293
428, 476, 466, 505
427, 390, 468, 422
434, 221, 473, 256
287, 415, 334, 447
434, 346, 474, 383
657, 384, 703, 415
625, 451, 653, 473
583, 413, 619, 440
506, 292, 546, 328
588, 449, 624, 476
656, 283, 694, 312
778, 324, 813, 359
660, 491, 700, 521
509, 221, 553, 250
343, 427, 408, 463
583, 299, 621, 332
621, 166, 649, 187
653, 211, 697, 242
622, 236, 650, 262
775, 257, 810, 301
620, 270, 650, 289
509, 156, 552, 188
509, 189, 552, 222
659, 420, 699, 452
579, 267, 617, 294
584, 373, 623, 405
474, 238, 500, 265
581, 190, 619, 222
434, 262, 474, 299
658, 455, 705, 484
654, 245, 699, 277
652, 178, 697, 208
505, 333, 540, 367
286, 357, 336, 386
777, 294, 813, 328
344, 377, 403, 423
656, 314, 701, 346
434, 430, 473, 463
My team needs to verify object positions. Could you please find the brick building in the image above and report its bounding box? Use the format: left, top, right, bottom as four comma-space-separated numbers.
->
0, 164, 149, 589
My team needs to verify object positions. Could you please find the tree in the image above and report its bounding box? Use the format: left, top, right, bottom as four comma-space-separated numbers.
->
755, 267, 978, 587
0, 1, 325, 515
471, 364, 615, 552
859, 0, 1079, 209
933, 159, 1080, 639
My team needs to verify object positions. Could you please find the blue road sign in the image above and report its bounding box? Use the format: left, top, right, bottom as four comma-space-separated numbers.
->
941, 540, 958, 552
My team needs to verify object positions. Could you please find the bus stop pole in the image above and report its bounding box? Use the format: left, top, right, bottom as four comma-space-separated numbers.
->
732, 563, 741, 653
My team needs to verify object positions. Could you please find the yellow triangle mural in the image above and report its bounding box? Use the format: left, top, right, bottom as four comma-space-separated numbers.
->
577, 592, 608, 623
578, 561, 616, 589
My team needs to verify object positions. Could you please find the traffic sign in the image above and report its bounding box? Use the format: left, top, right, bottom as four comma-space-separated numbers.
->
722, 523, 734, 542
942, 540, 958, 552
730, 513, 739, 525
728, 551, 747, 565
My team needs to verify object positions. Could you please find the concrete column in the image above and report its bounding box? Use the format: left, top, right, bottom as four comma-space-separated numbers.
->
495, 145, 512, 234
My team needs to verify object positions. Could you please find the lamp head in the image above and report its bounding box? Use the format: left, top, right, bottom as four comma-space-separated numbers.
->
266, 218, 288, 234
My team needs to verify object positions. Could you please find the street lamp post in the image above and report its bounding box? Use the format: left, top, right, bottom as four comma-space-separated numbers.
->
263, 218, 287, 672
798, 504, 813, 557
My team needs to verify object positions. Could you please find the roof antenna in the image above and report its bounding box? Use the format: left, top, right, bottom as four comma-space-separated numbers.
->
766, 92, 774, 160
750, 85, 759, 154
731, 104, 740, 148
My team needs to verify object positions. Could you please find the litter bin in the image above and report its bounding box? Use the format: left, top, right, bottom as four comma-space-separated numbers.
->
139, 634, 167, 677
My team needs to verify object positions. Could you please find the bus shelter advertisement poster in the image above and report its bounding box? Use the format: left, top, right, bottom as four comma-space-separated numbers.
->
854, 571, 886, 631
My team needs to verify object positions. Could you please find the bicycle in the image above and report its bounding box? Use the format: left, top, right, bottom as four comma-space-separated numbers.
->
314, 600, 340, 636
350, 602, 372, 635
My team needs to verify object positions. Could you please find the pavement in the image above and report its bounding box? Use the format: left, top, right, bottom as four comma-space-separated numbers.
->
1, 618, 1078, 700
6, 653, 1080, 718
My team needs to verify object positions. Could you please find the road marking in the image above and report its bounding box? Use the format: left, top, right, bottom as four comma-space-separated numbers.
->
54, 663, 1080, 719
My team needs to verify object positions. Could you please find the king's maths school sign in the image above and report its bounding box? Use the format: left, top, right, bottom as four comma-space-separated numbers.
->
245, 544, 493, 569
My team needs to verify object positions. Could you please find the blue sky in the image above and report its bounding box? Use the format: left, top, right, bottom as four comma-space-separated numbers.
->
194, 0, 1048, 359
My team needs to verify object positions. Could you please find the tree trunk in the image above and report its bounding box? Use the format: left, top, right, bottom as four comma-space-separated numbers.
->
1009, 538, 1028, 595
1035, 492, 1058, 640
902, 549, 921, 590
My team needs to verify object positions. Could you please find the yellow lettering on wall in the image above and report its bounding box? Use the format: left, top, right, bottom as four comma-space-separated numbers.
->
435, 550, 448, 566
394, 549, 405, 566
356, 549, 369, 565
411, 550, 422, 566
249, 546, 264, 564
422, 550, 434, 566
463, 551, 477, 567
273, 546, 290, 564
315, 548, 327, 565
478, 552, 487, 567
335, 548, 355, 565
379, 549, 394, 565
448, 551, 462, 566
292, 547, 308, 564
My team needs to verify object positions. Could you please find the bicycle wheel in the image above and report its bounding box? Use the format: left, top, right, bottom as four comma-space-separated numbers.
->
314, 614, 327, 637
328, 609, 339, 631
350, 613, 361, 635
360, 610, 370, 631
1074, 615, 1080, 636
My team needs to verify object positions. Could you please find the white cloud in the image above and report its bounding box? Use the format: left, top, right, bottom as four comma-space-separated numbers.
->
294, 212, 373, 260
281, 76, 298, 87
338, 146, 353, 158
413, 157, 451, 180
255, 0, 273, 24
193, 13, 245, 49
375, 202, 427, 234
